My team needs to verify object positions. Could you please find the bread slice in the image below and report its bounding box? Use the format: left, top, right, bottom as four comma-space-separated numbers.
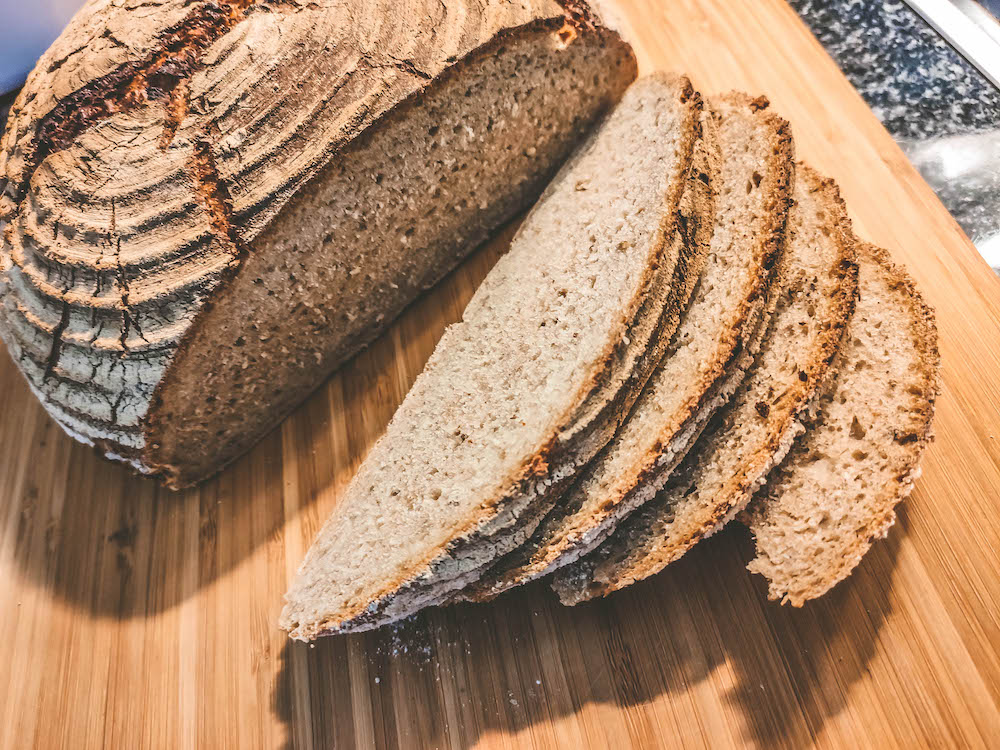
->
280, 73, 714, 638
460, 93, 794, 602
304, 76, 718, 634
553, 164, 859, 605
0, 0, 637, 488
741, 242, 940, 605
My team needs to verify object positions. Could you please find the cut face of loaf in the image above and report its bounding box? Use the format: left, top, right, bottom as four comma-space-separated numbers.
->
742, 242, 940, 605
553, 164, 859, 605
280, 73, 711, 639
461, 93, 794, 602
0, 0, 636, 488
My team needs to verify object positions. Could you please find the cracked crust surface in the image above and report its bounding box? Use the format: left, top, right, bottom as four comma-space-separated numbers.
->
552, 164, 859, 605
741, 241, 940, 605
0, 0, 635, 486
461, 93, 793, 602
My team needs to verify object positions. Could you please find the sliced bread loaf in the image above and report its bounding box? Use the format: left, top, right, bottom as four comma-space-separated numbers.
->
741, 242, 940, 605
280, 73, 714, 638
553, 164, 859, 605
460, 93, 794, 602
0, 0, 636, 488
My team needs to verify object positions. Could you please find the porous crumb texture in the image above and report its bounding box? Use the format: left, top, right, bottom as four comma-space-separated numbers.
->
280, 73, 701, 639
312, 73, 713, 631
0, 0, 636, 487
742, 241, 940, 606
462, 92, 794, 601
553, 164, 859, 605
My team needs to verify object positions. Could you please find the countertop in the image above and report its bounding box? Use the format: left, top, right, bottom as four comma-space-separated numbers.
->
790, 0, 1000, 268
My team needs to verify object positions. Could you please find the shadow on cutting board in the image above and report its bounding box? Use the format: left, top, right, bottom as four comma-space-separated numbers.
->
0, 344, 364, 619
270, 511, 903, 749
1, 221, 519, 621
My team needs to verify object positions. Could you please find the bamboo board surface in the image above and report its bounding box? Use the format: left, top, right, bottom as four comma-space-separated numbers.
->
3, 1, 1000, 747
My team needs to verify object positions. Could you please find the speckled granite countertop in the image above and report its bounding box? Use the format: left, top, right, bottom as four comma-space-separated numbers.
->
789, 0, 1000, 269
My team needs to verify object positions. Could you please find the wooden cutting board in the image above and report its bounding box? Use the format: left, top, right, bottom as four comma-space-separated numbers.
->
3, 1, 1000, 747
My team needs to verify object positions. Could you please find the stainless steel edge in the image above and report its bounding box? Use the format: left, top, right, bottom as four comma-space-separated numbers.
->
903, 0, 1000, 88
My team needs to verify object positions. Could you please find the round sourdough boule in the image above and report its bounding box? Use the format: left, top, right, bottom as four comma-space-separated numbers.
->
280, 73, 712, 638
0, 0, 636, 488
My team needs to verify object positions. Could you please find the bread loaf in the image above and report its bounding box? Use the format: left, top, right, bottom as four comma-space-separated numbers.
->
280, 73, 715, 638
552, 165, 859, 605
461, 93, 793, 602
742, 241, 940, 605
0, 0, 636, 488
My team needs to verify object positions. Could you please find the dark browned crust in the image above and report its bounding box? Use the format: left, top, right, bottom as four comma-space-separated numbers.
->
556, 0, 601, 30
462, 92, 795, 602
747, 95, 770, 113
552, 162, 862, 605
138, 9, 637, 488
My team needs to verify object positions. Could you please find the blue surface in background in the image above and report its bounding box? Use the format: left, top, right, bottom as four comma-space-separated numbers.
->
0, 0, 85, 94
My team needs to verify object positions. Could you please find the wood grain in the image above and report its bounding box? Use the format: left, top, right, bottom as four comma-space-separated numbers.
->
3, 0, 1000, 747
